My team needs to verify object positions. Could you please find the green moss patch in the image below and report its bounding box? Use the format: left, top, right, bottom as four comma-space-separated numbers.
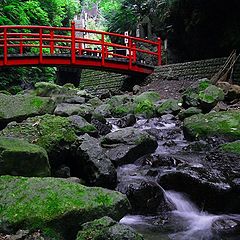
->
183, 111, 240, 140
0, 176, 130, 239
220, 141, 240, 154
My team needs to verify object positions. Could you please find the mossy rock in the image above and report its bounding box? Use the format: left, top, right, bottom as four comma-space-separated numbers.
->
220, 141, 240, 155
0, 114, 78, 167
0, 93, 55, 128
0, 137, 50, 177
157, 99, 181, 116
93, 104, 111, 121
107, 95, 134, 117
76, 216, 144, 240
178, 107, 202, 120
132, 91, 160, 118
0, 176, 131, 240
34, 82, 78, 97
134, 91, 160, 104
183, 111, 240, 140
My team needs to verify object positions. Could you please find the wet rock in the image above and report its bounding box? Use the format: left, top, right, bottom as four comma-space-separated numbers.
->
159, 166, 232, 212
0, 93, 55, 129
212, 101, 228, 112
76, 216, 144, 240
96, 89, 111, 100
178, 107, 202, 120
183, 111, 240, 141
76, 134, 117, 188
91, 118, 112, 135
54, 103, 93, 121
217, 81, 240, 102
198, 85, 225, 113
156, 99, 181, 116
93, 104, 112, 120
68, 115, 97, 136
117, 178, 168, 214
88, 97, 103, 108
64, 96, 86, 104
101, 127, 158, 166
116, 114, 136, 128
0, 137, 50, 177
161, 114, 176, 121
54, 164, 71, 178
212, 218, 240, 236
0, 176, 130, 240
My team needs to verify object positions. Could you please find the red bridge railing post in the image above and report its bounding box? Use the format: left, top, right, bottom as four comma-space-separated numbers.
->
20, 33, 23, 55
39, 28, 43, 64
128, 39, 132, 70
50, 29, 54, 54
71, 21, 76, 64
132, 42, 137, 62
101, 33, 105, 66
3, 27, 7, 65
157, 37, 162, 65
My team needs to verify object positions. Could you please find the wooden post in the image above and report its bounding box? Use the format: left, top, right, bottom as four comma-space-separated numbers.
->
20, 33, 23, 55
39, 28, 43, 64
50, 29, 54, 54
101, 33, 105, 66
129, 39, 132, 70
157, 37, 162, 65
3, 27, 7, 65
132, 42, 137, 62
71, 21, 76, 64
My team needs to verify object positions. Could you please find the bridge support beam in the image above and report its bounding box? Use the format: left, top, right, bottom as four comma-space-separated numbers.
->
56, 67, 82, 87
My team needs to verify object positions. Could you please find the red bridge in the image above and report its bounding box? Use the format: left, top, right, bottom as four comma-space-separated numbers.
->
0, 23, 162, 76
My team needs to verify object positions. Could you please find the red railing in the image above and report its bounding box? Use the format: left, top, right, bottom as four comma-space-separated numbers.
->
0, 22, 162, 72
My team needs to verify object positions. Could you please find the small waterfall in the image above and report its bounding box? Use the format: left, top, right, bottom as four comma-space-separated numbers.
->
165, 191, 221, 240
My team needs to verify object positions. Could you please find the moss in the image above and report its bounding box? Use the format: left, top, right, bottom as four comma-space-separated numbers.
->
0, 93, 55, 123
78, 124, 97, 134
220, 141, 240, 154
198, 85, 224, 104
0, 176, 130, 239
157, 99, 181, 116
134, 99, 155, 118
0, 114, 78, 155
183, 111, 240, 140
134, 91, 160, 104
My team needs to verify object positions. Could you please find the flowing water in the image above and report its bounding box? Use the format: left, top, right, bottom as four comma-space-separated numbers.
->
109, 116, 240, 239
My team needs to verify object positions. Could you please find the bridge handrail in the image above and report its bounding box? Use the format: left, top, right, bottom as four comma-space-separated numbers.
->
0, 22, 162, 67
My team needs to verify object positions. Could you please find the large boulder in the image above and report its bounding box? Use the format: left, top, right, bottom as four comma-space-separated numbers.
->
183, 111, 240, 141
76, 216, 144, 240
156, 99, 181, 116
0, 93, 55, 129
117, 178, 168, 214
178, 107, 202, 120
54, 103, 93, 121
0, 137, 50, 177
75, 134, 117, 189
198, 85, 224, 112
0, 114, 79, 168
101, 127, 158, 166
0, 176, 130, 239
133, 91, 160, 118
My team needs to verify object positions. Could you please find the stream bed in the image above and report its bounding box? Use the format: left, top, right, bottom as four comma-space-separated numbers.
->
108, 116, 240, 240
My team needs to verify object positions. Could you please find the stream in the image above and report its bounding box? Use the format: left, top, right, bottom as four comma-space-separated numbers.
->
108, 115, 240, 240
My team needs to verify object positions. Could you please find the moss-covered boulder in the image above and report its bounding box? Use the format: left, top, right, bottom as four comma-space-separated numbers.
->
76, 216, 144, 240
133, 91, 160, 118
54, 103, 93, 121
183, 111, 240, 140
156, 99, 181, 116
178, 107, 202, 120
198, 85, 224, 112
68, 115, 97, 136
220, 141, 240, 155
93, 104, 112, 121
107, 95, 134, 117
0, 176, 130, 239
101, 127, 158, 166
34, 82, 78, 97
0, 114, 78, 168
0, 137, 50, 177
0, 93, 55, 129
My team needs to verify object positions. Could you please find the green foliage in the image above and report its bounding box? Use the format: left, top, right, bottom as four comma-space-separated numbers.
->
0, 0, 79, 91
